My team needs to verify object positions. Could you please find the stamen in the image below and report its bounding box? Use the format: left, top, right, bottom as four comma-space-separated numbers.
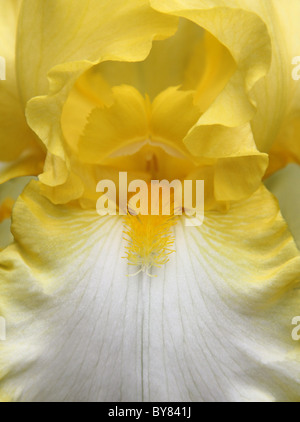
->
123, 214, 177, 277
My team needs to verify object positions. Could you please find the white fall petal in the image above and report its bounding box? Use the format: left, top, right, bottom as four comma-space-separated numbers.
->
0, 181, 300, 402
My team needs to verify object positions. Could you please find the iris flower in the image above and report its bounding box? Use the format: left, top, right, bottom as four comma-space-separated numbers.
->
0, 0, 300, 402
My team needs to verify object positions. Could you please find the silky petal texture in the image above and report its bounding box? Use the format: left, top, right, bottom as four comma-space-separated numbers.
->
0, 0, 43, 174
0, 0, 28, 160
17, 0, 177, 168
77, 84, 267, 205
185, 123, 268, 202
183, 30, 236, 112
21, 1, 271, 202
231, 0, 300, 158
150, 87, 201, 154
266, 118, 300, 177
78, 85, 201, 163
0, 182, 300, 402
97, 18, 205, 100
76, 82, 267, 201
17, 0, 178, 102
61, 70, 114, 149
149, 0, 270, 200
150, 0, 271, 111
265, 164, 300, 250
151, 0, 300, 170
78, 85, 149, 163
0, 155, 44, 185
62, 26, 235, 154
150, 87, 267, 203
0, 176, 34, 250
97, 21, 235, 105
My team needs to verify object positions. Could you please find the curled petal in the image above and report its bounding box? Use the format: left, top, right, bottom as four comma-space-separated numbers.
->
0, 0, 43, 179
18, 0, 178, 163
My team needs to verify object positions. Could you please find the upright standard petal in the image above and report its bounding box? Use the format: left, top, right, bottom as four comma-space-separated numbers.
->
17, 0, 177, 161
149, 0, 270, 201
232, 0, 300, 163
151, 0, 300, 173
0, 0, 44, 179
96, 18, 206, 100
149, 0, 271, 140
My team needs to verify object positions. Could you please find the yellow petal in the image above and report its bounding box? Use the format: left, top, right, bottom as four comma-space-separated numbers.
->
149, 0, 270, 201
150, 86, 201, 154
183, 30, 236, 112
0, 176, 34, 250
17, 0, 176, 162
0, 0, 42, 170
97, 18, 235, 107
0, 198, 14, 223
61, 69, 114, 150
266, 117, 300, 177
150, 0, 271, 119
17, 0, 178, 102
184, 122, 268, 201
0, 154, 44, 185
38, 153, 84, 205
97, 18, 205, 100
229, 0, 300, 158
1, 182, 300, 401
265, 164, 300, 250
78, 85, 149, 163
17, 0, 177, 192
67, 84, 267, 205
171, 0, 300, 173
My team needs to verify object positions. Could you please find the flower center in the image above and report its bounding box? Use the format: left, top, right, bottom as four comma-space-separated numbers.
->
123, 213, 177, 277
60, 22, 237, 274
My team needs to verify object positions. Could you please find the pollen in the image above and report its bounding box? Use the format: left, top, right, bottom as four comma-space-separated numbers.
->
123, 214, 177, 277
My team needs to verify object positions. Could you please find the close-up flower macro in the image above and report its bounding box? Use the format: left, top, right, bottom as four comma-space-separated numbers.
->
0, 0, 300, 403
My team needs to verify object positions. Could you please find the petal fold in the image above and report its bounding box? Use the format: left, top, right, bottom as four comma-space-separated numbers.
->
0, 0, 43, 177
265, 164, 300, 250
17, 0, 177, 193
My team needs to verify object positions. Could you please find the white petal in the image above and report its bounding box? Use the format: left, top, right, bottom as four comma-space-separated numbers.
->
0, 182, 300, 402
